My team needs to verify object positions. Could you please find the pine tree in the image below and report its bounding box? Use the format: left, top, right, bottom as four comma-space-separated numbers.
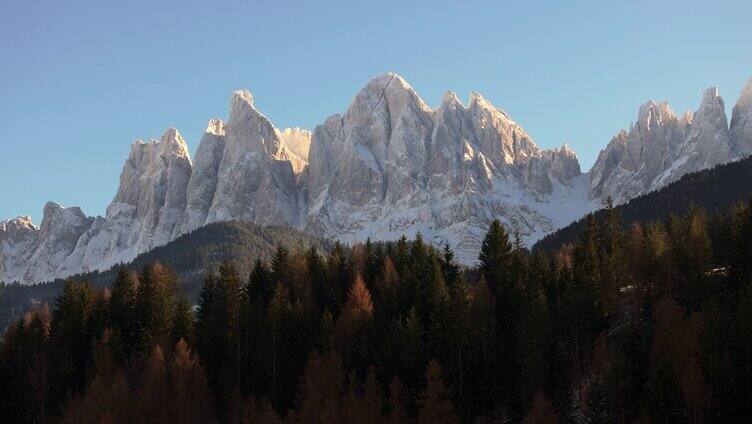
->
478, 219, 513, 292
305, 246, 329, 311
247, 259, 273, 308
328, 242, 352, 315
466, 277, 498, 416
387, 376, 409, 424
136, 345, 172, 423
295, 351, 346, 424
196, 262, 243, 420
133, 263, 179, 357
49, 279, 97, 413
60, 332, 135, 423
109, 267, 136, 362
597, 199, 625, 322
169, 339, 214, 424
171, 294, 194, 346
333, 274, 374, 378
417, 359, 458, 424
479, 220, 524, 413
344, 367, 385, 423
374, 257, 400, 319
441, 244, 465, 294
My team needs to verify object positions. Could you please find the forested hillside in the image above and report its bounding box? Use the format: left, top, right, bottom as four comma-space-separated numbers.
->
535, 155, 752, 251
2, 199, 752, 422
0, 221, 330, 331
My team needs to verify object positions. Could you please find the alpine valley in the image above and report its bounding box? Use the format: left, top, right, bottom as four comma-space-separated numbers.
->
3, 73, 752, 284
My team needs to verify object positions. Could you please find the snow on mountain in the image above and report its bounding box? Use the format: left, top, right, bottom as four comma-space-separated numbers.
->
3, 73, 752, 283
589, 85, 746, 205
0, 216, 39, 284
730, 77, 752, 156
304, 73, 593, 262
204, 89, 300, 227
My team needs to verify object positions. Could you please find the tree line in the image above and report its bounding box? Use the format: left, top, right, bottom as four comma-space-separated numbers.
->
1, 200, 752, 422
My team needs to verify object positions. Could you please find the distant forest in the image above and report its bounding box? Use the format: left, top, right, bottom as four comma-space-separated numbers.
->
2, 195, 752, 423
0, 221, 330, 331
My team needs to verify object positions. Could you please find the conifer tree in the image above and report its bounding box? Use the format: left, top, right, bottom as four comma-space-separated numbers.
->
171, 295, 194, 346
109, 267, 136, 362
387, 376, 409, 424
49, 280, 97, 411
136, 345, 172, 423
597, 199, 625, 322
60, 332, 134, 424
478, 219, 513, 292
417, 359, 458, 424
441, 244, 462, 293
328, 242, 352, 315
133, 263, 179, 357
333, 274, 374, 378
344, 367, 385, 423
295, 351, 346, 424
169, 339, 214, 424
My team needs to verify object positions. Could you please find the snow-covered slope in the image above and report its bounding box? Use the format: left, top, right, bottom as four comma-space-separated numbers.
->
3, 73, 752, 283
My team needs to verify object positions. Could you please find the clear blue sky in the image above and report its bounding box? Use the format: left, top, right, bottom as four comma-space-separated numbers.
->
2, 0, 751, 223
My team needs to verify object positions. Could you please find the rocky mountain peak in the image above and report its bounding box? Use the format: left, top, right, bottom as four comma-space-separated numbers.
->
346, 73, 431, 126
589, 85, 740, 205
637, 100, 676, 126
231, 88, 254, 108
680, 110, 694, 126
730, 78, 752, 156
441, 90, 462, 107
5, 73, 752, 283
279, 127, 312, 161
227, 88, 281, 159
205, 118, 226, 136
0, 215, 37, 233
736, 77, 752, 109
697, 87, 726, 120
22, 202, 93, 283
159, 128, 191, 161
468, 91, 495, 111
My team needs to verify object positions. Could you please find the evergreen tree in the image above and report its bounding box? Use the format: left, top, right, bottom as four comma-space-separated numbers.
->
49, 280, 97, 413
109, 267, 136, 362
328, 242, 352, 316
597, 198, 625, 322
295, 351, 346, 424
332, 274, 374, 379
478, 219, 513, 292
195, 262, 242, 420
133, 263, 180, 357
417, 359, 458, 424
169, 339, 214, 424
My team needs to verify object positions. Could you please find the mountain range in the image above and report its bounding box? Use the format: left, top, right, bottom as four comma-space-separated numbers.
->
2, 73, 752, 284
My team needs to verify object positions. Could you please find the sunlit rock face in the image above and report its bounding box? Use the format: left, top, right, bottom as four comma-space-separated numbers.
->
4, 73, 752, 283
590, 85, 749, 205
303, 73, 593, 263
731, 78, 752, 157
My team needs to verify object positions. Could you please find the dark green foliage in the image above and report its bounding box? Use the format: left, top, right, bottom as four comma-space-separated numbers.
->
3, 199, 752, 422
535, 154, 752, 251
0, 221, 331, 331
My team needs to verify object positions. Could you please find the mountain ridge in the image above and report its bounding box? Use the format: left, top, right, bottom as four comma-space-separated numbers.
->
534, 153, 752, 252
3, 73, 752, 284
